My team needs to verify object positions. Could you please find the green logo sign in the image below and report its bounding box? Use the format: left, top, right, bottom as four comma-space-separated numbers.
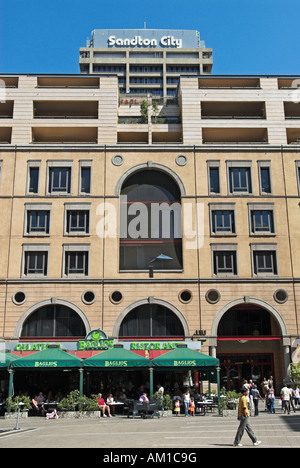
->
78, 329, 114, 351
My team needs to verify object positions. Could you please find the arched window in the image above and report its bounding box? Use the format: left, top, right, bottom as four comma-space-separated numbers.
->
217, 304, 276, 337
120, 169, 183, 271
21, 304, 86, 338
119, 304, 185, 338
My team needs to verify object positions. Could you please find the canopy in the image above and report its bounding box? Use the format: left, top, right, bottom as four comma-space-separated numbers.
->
0, 352, 20, 368
83, 347, 151, 368
11, 348, 83, 369
152, 347, 219, 369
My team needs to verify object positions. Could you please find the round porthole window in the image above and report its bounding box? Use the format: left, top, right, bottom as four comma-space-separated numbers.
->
111, 155, 124, 166
13, 291, 26, 305
205, 289, 221, 304
82, 291, 96, 305
110, 291, 123, 304
175, 155, 188, 167
274, 289, 288, 304
179, 290, 192, 304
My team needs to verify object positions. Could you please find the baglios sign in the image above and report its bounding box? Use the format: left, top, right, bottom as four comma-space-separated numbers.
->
108, 35, 183, 48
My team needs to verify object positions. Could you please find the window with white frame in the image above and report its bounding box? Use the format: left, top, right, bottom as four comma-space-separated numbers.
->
227, 161, 252, 194
22, 244, 49, 277
207, 160, 221, 194
79, 160, 92, 195
63, 244, 90, 277
211, 243, 238, 276
26, 160, 41, 195
25, 203, 51, 236
210, 203, 236, 235
47, 161, 72, 195
258, 160, 272, 195
251, 244, 278, 276
64, 203, 90, 235
248, 203, 275, 235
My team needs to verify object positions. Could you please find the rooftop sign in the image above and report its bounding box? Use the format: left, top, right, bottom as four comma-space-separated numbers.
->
108, 35, 182, 48
90, 29, 202, 50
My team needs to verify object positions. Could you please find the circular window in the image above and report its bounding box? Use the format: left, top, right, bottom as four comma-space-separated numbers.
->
274, 289, 288, 304
179, 290, 192, 304
82, 291, 96, 305
13, 291, 26, 305
205, 289, 221, 304
175, 155, 188, 166
110, 291, 123, 304
112, 155, 124, 166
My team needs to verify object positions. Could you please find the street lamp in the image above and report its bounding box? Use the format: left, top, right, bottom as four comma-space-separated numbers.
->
148, 254, 173, 278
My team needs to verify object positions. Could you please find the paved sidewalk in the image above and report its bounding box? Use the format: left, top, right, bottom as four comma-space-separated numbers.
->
0, 408, 300, 449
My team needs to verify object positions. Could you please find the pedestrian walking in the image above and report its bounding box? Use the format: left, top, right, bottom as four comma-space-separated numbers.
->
183, 389, 190, 417
233, 387, 261, 447
294, 385, 300, 407
281, 383, 291, 414
251, 385, 263, 416
267, 386, 275, 414
288, 385, 296, 413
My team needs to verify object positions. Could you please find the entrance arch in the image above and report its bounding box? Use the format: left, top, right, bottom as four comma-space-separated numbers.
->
211, 297, 287, 337
211, 298, 288, 393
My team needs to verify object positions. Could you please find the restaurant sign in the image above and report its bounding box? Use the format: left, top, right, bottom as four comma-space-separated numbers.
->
78, 329, 114, 351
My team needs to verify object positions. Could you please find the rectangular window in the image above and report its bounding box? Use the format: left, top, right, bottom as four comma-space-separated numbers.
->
80, 167, 91, 194
253, 250, 277, 275
213, 250, 237, 275
65, 251, 89, 276
27, 161, 41, 195
24, 251, 48, 276
260, 167, 271, 194
66, 210, 90, 234
250, 210, 274, 234
27, 210, 50, 235
211, 210, 235, 234
207, 161, 221, 194
229, 167, 252, 194
48, 166, 71, 194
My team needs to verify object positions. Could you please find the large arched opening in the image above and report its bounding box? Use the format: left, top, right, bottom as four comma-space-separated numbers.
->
213, 299, 287, 394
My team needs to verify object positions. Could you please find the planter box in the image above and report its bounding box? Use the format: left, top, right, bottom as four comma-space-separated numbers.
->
159, 410, 172, 418
222, 409, 238, 418
4, 411, 28, 420
58, 411, 101, 419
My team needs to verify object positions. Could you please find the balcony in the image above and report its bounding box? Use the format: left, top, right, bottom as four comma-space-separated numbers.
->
32, 127, 98, 144
0, 101, 14, 119
199, 78, 261, 89
37, 76, 99, 88
284, 102, 300, 119
287, 128, 300, 144
0, 127, 12, 143
33, 101, 98, 119
201, 102, 265, 120
202, 128, 268, 144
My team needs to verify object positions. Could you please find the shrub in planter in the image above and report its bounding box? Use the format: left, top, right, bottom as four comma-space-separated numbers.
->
57, 390, 99, 413
6, 395, 31, 413
152, 393, 173, 411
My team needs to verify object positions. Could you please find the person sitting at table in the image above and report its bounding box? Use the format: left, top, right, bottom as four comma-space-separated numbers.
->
139, 392, 149, 403
97, 393, 112, 418
37, 392, 46, 416
106, 393, 115, 416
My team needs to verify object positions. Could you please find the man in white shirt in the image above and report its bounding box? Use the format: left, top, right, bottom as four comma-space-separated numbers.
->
281, 384, 291, 414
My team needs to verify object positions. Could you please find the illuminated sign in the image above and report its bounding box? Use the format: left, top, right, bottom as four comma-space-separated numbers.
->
78, 329, 114, 351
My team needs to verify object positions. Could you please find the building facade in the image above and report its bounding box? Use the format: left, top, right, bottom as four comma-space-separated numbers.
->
79, 29, 213, 97
0, 73, 300, 394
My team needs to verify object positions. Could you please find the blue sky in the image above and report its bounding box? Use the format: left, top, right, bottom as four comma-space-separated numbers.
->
1, 0, 300, 75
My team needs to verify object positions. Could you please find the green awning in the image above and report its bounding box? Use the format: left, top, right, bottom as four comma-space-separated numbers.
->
0, 352, 20, 368
152, 347, 219, 369
11, 348, 83, 369
83, 347, 151, 368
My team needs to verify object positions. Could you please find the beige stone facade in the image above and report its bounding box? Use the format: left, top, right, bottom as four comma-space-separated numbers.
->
1, 74, 300, 393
